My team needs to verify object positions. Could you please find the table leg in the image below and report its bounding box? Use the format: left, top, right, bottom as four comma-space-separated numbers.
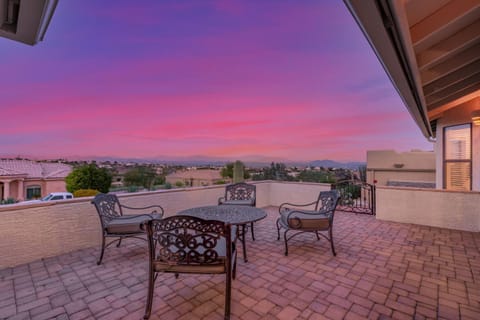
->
239, 224, 248, 262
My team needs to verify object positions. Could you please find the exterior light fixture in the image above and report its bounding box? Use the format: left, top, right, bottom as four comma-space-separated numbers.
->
471, 110, 480, 126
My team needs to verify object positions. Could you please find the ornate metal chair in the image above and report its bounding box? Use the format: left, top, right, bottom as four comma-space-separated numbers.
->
276, 190, 340, 256
218, 182, 256, 239
142, 216, 237, 320
91, 193, 164, 265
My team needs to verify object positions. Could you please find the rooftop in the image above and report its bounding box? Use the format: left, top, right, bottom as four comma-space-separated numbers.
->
1, 207, 479, 320
0, 160, 72, 179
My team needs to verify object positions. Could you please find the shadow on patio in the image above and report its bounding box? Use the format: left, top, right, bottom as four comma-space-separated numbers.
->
1, 207, 479, 320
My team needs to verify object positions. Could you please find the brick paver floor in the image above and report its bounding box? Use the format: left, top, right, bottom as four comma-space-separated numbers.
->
1, 207, 479, 319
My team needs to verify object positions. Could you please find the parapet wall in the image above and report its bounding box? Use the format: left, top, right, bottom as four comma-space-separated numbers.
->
376, 186, 480, 232
0, 181, 330, 268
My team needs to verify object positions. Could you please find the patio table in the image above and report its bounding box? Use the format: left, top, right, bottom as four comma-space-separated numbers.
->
177, 205, 267, 262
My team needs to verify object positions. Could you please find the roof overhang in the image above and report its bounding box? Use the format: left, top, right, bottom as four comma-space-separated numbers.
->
344, 0, 480, 139
0, 0, 59, 45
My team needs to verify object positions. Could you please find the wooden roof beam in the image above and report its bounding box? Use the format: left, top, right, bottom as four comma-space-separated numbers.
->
416, 20, 480, 71
420, 43, 480, 85
410, 0, 479, 49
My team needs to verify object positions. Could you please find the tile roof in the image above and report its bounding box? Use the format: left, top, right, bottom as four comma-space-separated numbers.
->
0, 160, 72, 179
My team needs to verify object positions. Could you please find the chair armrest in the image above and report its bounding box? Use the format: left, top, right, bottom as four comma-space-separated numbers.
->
120, 204, 164, 216
279, 200, 318, 214
218, 197, 226, 205
112, 213, 158, 221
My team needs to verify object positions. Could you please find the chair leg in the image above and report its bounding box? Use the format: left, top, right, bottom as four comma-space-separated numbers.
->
232, 250, 237, 280
283, 230, 289, 256
143, 271, 155, 319
276, 219, 281, 241
250, 222, 255, 241
315, 231, 320, 240
97, 235, 106, 265
116, 238, 122, 248
329, 228, 336, 256
175, 273, 179, 279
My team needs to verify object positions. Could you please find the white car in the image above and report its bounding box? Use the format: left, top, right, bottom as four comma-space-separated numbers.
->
23, 192, 74, 203
41, 192, 74, 201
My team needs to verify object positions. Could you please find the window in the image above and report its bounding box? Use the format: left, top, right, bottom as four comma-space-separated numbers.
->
51, 196, 63, 200
26, 186, 41, 200
444, 124, 471, 191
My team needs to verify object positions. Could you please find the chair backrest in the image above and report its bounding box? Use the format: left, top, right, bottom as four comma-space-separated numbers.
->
225, 182, 256, 202
91, 193, 123, 227
145, 216, 232, 267
314, 190, 341, 216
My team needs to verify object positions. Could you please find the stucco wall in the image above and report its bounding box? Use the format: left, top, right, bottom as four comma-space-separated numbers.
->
376, 186, 480, 232
366, 171, 435, 186
0, 185, 228, 269
44, 180, 69, 196
366, 150, 435, 186
3, 181, 478, 269
268, 181, 331, 207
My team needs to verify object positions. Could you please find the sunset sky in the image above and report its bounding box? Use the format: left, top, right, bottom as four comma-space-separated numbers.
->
0, 0, 432, 162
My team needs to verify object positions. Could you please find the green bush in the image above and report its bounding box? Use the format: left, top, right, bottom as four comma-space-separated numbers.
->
73, 189, 100, 198
127, 186, 139, 193
164, 182, 172, 189
175, 181, 184, 188
0, 197, 17, 205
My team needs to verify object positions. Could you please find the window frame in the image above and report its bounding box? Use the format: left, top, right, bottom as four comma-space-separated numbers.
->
443, 123, 472, 191
26, 185, 42, 200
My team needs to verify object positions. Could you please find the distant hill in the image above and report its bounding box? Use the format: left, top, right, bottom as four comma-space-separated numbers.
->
307, 160, 365, 170
4, 155, 365, 169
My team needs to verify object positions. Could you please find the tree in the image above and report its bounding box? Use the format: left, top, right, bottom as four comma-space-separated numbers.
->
297, 170, 336, 183
252, 162, 293, 181
123, 166, 158, 189
65, 164, 112, 193
221, 161, 250, 180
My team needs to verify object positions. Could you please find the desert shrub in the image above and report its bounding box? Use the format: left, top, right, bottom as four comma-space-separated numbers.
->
73, 189, 100, 198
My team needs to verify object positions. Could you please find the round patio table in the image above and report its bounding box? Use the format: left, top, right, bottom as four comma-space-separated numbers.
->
177, 205, 267, 262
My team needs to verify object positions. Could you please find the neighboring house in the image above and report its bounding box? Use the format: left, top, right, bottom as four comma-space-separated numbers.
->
0, 160, 72, 201
345, 0, 480, 191
166, 169, 224, 187
367, 150, 435, 188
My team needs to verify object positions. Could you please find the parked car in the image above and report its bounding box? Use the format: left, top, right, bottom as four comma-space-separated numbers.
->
22, 192, 74, 203
41, 192, 74, 201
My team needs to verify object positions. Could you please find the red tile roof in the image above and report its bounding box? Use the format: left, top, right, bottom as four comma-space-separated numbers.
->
0, 160, 72, 179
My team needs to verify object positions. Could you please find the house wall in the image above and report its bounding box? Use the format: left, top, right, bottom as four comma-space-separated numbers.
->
435, 98, 480, 191
366, 150, 435, 186
376, 186, 479, 232
43, 179, 69, 196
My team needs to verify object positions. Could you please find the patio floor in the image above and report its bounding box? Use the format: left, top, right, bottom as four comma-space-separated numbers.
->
1, 207, 479, 320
